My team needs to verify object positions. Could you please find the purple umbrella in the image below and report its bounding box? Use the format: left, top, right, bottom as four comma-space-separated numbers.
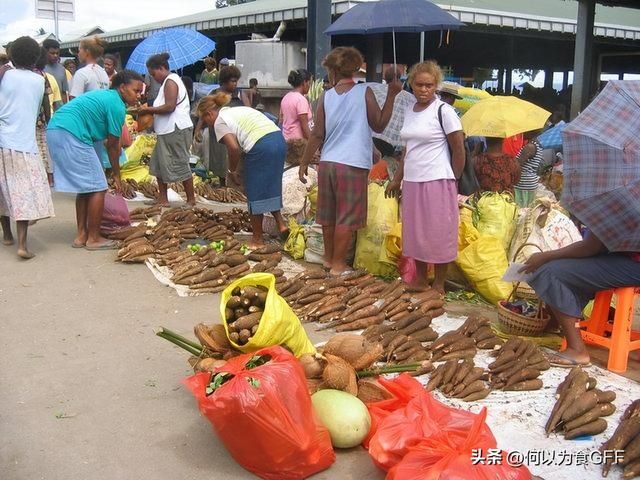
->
562, 80, 640, 252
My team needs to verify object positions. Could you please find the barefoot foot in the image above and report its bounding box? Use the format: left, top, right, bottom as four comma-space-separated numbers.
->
17, 248, 35, 260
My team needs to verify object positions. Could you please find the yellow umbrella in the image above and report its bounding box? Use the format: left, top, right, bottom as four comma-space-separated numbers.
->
453, 86, 492, 114
461, 96, 551, 138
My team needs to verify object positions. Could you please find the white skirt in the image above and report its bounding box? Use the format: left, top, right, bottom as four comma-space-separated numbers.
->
0, 148, 54, 221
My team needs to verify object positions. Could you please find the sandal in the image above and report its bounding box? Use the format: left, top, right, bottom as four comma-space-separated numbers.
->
547, 351, 591, 368
85, 240, 118, 251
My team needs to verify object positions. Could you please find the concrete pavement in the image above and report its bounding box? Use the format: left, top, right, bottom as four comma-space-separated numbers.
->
0, 193, 383, 480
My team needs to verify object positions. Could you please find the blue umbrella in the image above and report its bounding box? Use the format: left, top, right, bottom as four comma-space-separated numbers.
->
324, 0, 463, 35
324, 0, 463, 66
126, 27, 215, 74
538, 122, 567, 150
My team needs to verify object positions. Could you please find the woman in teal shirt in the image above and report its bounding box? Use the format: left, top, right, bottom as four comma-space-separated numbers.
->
47, 70, 144, 250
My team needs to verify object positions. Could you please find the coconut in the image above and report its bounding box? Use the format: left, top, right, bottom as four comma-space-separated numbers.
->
356, 378, 393, 403
306, 378, 323, 395
322, 333, 383, 370
322, 354, 358, 395
194, 323, 231, 353
299, 353, 326, 379
194, 357, 228, 373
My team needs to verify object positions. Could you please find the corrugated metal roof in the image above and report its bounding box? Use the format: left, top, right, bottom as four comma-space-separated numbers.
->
60, 0, 640, 48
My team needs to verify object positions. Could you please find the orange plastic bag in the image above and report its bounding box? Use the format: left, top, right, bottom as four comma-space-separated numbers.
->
367, 378, 496, 472
183, 346, 335, 479
387, 408, 531, 480
363, 374, 425, 448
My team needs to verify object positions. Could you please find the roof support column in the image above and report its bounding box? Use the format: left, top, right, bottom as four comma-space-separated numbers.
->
570, 0, 596, 119
544, 68, 554, 90
562, 71, 570, 90
307, 0, 332, 79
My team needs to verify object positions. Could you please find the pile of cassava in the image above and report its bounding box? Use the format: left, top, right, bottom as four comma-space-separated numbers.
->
195, 183, 248, 203
601, 399, 640, 478
485, 337, 549, 391
279, 274, 445, 333
109, 207, 280, 294
546, 367, 616, 439
426, 359, 489, 401
224, 285, 269, 345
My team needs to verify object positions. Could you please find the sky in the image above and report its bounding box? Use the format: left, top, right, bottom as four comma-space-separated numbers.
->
0, 0, 215, 44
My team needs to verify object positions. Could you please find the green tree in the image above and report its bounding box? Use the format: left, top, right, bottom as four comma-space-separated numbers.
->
215, 0, 255, 8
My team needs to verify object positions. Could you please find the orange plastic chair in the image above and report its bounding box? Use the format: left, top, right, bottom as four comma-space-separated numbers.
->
569, 287, 640, 373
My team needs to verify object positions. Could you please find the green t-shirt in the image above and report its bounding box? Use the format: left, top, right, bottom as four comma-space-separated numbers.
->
48, 89, 126, 145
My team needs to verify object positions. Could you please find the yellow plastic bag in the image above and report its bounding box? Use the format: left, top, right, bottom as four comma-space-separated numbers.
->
383, 222, 403, 265
124, 134, 156, 164
354, 183, 399, 277
220, 273, 316, 357
456, 236, 512, 305
306, 185, 318, 219
472, 192, 518, 250
284, 218, 306, 260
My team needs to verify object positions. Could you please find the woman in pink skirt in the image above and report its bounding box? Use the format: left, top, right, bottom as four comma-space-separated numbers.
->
386, 61, 465, 293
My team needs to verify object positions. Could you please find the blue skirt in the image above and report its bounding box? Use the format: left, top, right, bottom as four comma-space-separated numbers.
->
47, 128, 107, 194
528, 254, 640, 317
244, 131, 286, 215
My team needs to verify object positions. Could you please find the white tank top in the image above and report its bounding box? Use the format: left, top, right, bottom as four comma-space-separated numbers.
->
152, 73, 193, 135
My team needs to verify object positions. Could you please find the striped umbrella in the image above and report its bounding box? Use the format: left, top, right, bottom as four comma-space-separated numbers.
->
562, 81, 640, 251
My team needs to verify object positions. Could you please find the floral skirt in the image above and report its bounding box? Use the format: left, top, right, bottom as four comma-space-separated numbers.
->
0, 148, 54, 221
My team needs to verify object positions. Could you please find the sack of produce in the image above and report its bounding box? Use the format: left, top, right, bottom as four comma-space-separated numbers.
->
284, 218, 306, 260
387, 408, 531, 480
368, 386, 496, 471
221, 273, 316, 357
456, 235, 512, 304
471, 192, 518, 250
354, 183, 399, 277
183, 346, 335, 479
100, 192, 131, 235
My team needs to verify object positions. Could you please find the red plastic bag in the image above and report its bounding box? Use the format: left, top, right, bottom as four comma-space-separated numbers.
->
387, 408, 532, 480
363, 374, 425, 448
399, 256, 417, 284
183, 346, 335, 480
367, 376, 496, 471
100, 192, 131, 235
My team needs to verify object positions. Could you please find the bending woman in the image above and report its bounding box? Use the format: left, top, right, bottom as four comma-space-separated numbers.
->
522, 233, 640, 367
47, 70, 144, 250
197, 92, 287, 248
135, 53, 195, 206
386, 61, 465, 294
298, 47, 400, 275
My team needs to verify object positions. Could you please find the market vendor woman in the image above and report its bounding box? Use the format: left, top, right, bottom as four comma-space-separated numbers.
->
522, 233, 640, 367
47, 70, 144, 250
197, 92, 288, 248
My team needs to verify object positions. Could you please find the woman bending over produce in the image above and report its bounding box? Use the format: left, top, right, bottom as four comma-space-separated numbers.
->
197, 92, 288, 248
47, 70, 144, 250
386, 61, 465, 294
133, 53, 195, 206
298, 47, 401, 275
0, 36, 54, 259
521, 233, 640, 367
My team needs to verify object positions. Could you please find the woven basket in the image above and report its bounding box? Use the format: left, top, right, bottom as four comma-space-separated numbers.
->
511, 243, 543, 301
498, 282, 550, 336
